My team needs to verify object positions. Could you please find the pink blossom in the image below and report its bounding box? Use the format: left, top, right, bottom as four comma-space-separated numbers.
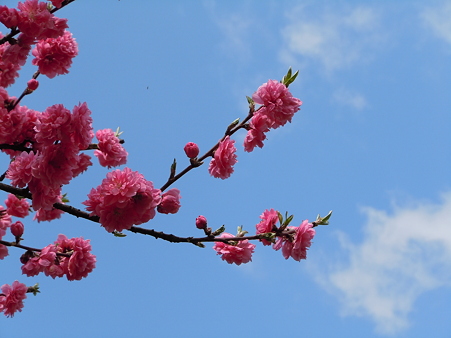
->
83, 168, 161, 232
71, 102, 94, 150
256, 209, 279, 246
53, 234, 96, 281
34, 206, 64, 222
32, 30, 78, 78
184, 142, 199, 158
0, 38, 22, 87
27, 178, 61, 211
243, 113, 270, 153
213, 233, 256, 265
0, 206, 12, 237
157, 189, 181, 214
273, 220, 315, 261
0, 245, 9, 260
5, 194, 30, 218
21, 253, 42, 277
0, 281, 27, 317
208, 136, 237, 179
195, 215, 207, 229
51, 0, 65, 8
17, 0, 68, 40
252, 80, 302, 129
94, 129, 128, 168
35, 104, 72, 146
0, 6, 19, 28
10, 221, 24, 238
6, 151, 35, 188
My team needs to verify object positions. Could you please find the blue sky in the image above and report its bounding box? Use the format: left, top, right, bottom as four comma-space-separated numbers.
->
1, 1, 451, 337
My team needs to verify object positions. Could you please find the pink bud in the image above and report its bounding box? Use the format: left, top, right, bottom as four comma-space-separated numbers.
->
11, 221, 24, 238
27, 79, 39, 91
184, 142, 199, 159
195, 215, 207, 229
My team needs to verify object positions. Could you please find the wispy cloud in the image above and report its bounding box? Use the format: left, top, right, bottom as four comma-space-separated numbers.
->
280, 5, 383, 73
421, 1, 451, 45
203, 1, 252, 61
332, 88, 368, 110
314, 193, 451, 335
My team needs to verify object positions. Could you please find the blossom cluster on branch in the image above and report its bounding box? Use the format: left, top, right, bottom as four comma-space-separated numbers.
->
0, 0, 331, 317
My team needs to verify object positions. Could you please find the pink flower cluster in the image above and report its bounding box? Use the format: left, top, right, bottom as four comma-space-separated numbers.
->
208, 136, 237, 179
94, 129, 128, 168
83, 168, 162, 232
273, 220, 315, 261
5, 194, 30, 218
0, 0, 70, 87
0, 281, 27, 317
244, 80, 302, 152
6, 102, 94, 211
256, 209, 316, 262
212, 233, 256, 265
21, 234, 96, 281
32, 30, 78, 78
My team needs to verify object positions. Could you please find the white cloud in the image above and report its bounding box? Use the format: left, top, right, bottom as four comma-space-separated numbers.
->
203, 1, 252, 61
314, 193, 451, 335
280, 5, 383, 72
332, 88, 367, 110
422, 2, 451, 45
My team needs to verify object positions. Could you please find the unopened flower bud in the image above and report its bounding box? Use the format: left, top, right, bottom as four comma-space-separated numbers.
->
195, 215, 207, 229
184, 142, 199, 159
27, 79, 39, 91
11, 221, 24, 238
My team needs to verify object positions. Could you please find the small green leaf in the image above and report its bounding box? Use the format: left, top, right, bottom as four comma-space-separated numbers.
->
277, 211, 283, 226
112, 231, 127, 237
212, 225, 226, 236
193, 242, 205, 248
284, 214, 294, 226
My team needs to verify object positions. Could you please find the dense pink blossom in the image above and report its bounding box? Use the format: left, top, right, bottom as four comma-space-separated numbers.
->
213, 233, 256, 265
35, 104, 72, 145
195, 215, 207, 229
32, 30, 77, 78
0, 6, 19, 28
34, 206, 64, 222
10, 221, 24, 238
27, 178, 61, 211
6, 151, 35, 188
5, 194, 30, 218
256, 209, 279, 246
51, 0, 65, 8
208, 136, 237, 179
252, 79, 302, 129
21, 256, 41, 277
53, 234, 96, 281
273, 220, 315, 261
184, 142, 199, 158
83, 168, 161, 232
157, 189, 181, 214
243, 113, 270, 152
0, 281, 27, 317
94, 129, 128, 168
17, 0, 67, 40
0, 38, 22, 87
71, 102, 94, 150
